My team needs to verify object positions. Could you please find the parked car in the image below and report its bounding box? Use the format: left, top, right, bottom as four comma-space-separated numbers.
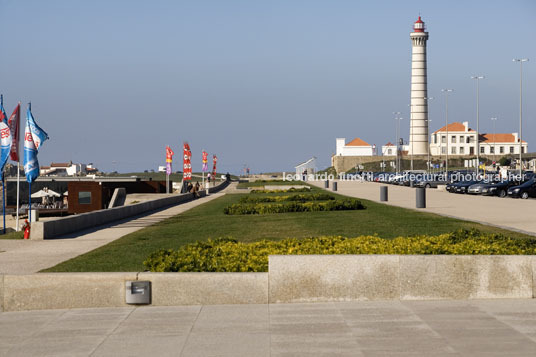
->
468, 180, 510, 197
446, 180, 481, 194
507, 179, 536, 199
416, 173, 449, 188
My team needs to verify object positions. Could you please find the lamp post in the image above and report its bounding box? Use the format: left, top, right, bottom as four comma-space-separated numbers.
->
441, 89, 453, 176
490, 117, 497, 163
423, 96, 434, 173
393, 112, 402, 173
471, 76, 485, 176
426, 119, 432, 173
513, 58, 529, 177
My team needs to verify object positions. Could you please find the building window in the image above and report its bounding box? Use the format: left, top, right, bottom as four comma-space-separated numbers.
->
451, 136, 456, 143
441, 135, 446, 144
510, 146, 514, 154
500, 146, 504, 154
480, 147, 485, 154
522, 147, 525, 154
460, 135, 464, 143
459, 147, 465, 154
468, 136, 474, 143
451, 147, 456, 154
433, 134, 437, 144
387, 149, 392, 155
78, 192, 92, 205
490, 147, 495, 154
441, 147, 446, 154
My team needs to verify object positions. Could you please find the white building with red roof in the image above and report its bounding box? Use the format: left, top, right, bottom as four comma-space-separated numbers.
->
336, 138, 375, 156
429, 121, 527, 156
381, 142, 396, 156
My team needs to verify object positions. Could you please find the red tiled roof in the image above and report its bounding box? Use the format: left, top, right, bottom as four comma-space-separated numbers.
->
384, 142, 394, 146
433, 122, 474, 133
346, 137, 371, 147
481, 133, 526, 143
51, 162, 72, 167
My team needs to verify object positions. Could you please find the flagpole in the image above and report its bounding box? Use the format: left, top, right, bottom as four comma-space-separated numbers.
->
2, 174, 5, 234
28, 181, 31, 224
16, 162, 20, 231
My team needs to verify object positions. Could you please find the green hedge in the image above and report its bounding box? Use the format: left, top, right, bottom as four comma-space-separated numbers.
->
250, 187, 310, 193
239, 193, 335, 204
223, 198, 364, 215
143, 229, 536, 272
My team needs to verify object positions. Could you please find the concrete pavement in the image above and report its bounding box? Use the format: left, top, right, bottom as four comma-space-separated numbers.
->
313, 180, 536, 236
1, 299, 536, 356
0, 191, 229, 275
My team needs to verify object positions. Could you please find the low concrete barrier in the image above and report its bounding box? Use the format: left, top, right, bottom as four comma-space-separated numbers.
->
138, 272, 268, 306
269, 255, 536, 303
30, 181, 229, 240
1, 255, 535, 311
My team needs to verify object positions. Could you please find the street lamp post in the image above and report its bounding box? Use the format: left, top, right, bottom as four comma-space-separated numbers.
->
513, 58, 529, 177
491, 117, 497, 163
423, 96, 434, 173
426, 119, 432, 173
471, 76, 485, 177
441, 89, 453, 177
393, 112, 402, 173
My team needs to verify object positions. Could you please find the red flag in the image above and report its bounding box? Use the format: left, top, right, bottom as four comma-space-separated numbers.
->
212, 154, 218, 177
166, 146, 174, 163
183, 142, 192, 180
8, 103, 20, 162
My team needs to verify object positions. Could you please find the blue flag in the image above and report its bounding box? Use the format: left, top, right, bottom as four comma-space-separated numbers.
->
23, 106, 48, 183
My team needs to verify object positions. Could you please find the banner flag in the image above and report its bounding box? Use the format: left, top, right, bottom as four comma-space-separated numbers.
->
183, 142, 192, 180
0, 96, 12, 177
212, 154, 218, 177
166, 146, 174, 175
8, 103, 20, 162
23, 106, 49, 183
202, 150, 208, 172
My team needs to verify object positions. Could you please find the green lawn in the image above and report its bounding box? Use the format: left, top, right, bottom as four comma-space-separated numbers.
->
43, 187, 536, 272
236, 180, 304, 188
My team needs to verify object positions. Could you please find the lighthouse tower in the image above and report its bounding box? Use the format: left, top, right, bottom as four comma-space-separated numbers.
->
409, 16, 429, 156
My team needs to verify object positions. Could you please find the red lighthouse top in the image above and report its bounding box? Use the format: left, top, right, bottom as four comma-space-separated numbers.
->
413, 16, 425, 32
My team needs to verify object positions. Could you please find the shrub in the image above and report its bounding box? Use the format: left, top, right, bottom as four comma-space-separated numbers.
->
223, 198, 364, 215
250, 187, 310, 194
143, 229, 536, 272
239, 193, 335, 204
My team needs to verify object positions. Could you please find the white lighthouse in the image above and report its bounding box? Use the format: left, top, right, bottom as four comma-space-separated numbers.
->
409, 16, 429, 156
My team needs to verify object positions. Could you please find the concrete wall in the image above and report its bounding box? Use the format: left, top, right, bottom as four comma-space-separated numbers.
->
31, 180, 229, 240
1, 254, 535, 311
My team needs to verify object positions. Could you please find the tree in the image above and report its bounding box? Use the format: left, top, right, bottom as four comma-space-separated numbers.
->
499, 156, 511, 167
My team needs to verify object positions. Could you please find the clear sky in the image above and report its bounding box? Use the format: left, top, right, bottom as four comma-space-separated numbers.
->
0, 0, 534, 174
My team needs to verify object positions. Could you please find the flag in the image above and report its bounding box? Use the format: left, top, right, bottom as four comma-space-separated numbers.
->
165, 146, 174, 175
8, 103, 20, 162
202, 150, 208, 172
0, 96, 12, 177
23, 106, 49, 183
212, 154, 218, 177
183, 142, 192, 180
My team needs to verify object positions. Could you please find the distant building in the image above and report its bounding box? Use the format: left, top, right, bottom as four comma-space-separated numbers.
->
40, 162, 98, 176
381, 142, 396, 156
336, 138, 374, 156
158, 166, 166, 173
430, 122, 477, 156
480, 133, 527, 156
429, 121, 528, 156
295, 157, 317, 178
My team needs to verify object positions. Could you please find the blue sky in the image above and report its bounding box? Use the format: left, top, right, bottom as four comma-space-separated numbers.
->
0, 0, 534, 173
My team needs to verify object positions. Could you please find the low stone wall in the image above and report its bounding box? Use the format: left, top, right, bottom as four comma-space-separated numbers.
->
30, 181, 229, 240
269, 255, 535, 303
1, 255, 535, 311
